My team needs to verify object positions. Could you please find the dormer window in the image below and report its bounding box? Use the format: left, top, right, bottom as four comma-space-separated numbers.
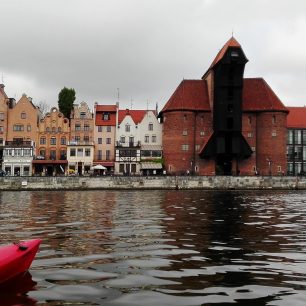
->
103, 113, 109, 121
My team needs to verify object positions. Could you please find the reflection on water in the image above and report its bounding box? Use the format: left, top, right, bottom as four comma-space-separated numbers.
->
1, 190, 306, 305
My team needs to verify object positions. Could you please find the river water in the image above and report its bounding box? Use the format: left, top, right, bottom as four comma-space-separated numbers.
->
0, 190, 306, 305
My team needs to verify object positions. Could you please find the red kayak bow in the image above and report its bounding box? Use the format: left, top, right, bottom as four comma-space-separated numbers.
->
0, 239, 41, 285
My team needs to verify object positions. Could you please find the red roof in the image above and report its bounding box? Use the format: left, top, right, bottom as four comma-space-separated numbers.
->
287, 107, 306, 128
118, 109, 148, 124
209, 36, 241, 69
161, 80, 211, 113
243, 78, 288, 112
160, 78, 288, 114
95, 105, 117, 112
95, 104, 117, 126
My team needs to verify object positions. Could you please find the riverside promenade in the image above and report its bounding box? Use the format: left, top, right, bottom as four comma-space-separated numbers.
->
0, 175, 305, 190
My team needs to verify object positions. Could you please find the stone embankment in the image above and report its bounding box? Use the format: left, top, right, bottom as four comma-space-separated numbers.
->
0, 176, 305, 190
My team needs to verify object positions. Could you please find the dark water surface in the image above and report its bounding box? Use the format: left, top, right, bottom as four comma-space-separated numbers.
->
1, 190, 306, 305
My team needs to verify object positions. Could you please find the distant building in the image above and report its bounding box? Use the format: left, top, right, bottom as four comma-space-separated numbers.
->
68, 102, 94, 175
159, 37, 288, 176
0, 84, 10, 165
93, 104, 118, 173
33, 107, 69, 176
286, 107, 306, 175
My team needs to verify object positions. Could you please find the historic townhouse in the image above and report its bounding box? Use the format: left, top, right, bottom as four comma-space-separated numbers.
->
67, 102, 94, 175
33, 107, 69, 176
138, 110, 163, 175
159, 37, 288, 176
286, 107, 306, 175
3, 94, 41, 175
94, 104, 118, 174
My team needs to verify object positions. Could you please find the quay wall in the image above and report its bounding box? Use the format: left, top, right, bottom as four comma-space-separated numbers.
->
0, 176, 305, 191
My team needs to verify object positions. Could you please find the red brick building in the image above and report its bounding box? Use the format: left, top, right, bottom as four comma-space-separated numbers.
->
159, 37, 288, 176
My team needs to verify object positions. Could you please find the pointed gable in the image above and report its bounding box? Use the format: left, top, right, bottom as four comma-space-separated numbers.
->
160, 80, 210, 114
118, 109, 147, 124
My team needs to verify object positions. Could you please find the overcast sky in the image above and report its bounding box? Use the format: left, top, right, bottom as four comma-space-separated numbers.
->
1, 0, 306, 111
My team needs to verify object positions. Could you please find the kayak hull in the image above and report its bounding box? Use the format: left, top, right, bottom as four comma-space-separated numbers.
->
0, 239, 41, 285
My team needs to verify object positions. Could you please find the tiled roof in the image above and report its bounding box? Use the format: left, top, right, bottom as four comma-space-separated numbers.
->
118, 109, 149, 124
287, 107, 306, 128
160, 78, 288, 114
161, 80, 210, 113
243, 78, 288, 112
209, 36, 241, 69
95, 105, 117, 112
95, 104, 117, 126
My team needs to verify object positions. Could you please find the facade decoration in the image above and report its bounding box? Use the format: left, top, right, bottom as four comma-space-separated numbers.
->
33, 107, 69, 176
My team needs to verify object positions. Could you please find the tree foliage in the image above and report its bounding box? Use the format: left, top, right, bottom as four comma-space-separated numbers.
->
58, 87, 76, 119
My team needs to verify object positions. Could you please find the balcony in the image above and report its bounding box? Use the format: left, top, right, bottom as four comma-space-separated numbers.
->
115, 141, 141, 148
5, 140, 34, 147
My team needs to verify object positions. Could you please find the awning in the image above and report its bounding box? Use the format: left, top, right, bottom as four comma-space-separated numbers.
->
141, 162, 163, 170
141, 145, 162, 151
93, 161, 114, 167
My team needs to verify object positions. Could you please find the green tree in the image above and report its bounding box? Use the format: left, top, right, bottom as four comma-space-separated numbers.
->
58, 87, 76, 119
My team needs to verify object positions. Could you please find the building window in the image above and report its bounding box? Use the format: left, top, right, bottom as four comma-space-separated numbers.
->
129, 136, 134, 145
247, 132, 253, 138
21, 112, 26, 119
84, 135, 89, 143
98, 126, 103, 132
106, 150, 110, 160
295, 130, 302, 144
288, 130, 293, 144
61, 137, 66, 145
60, 150, 66, 159
248, 116, 252, 125
27, 125, 31, 132
148, 123, 153, 131
85, 148, 91, 157
106, 138, 111, 144
272, 131, 277, 137
107, 126, 111, 132
103, 113, 109, 120
50, 137, 56, 145
50, 150, 56, 160
80, 112, 86, 119
84, 124, 90, 131
58, 127, 62, 132
97, 150, 102, 160
277, 166, 282, 173
144, 135, 149, 143
252, 146, 256, 152
46, 127, 50, 132
119, 163, 125, 173
52, 127, 56, 133
15, 149, 22, 157
182, 130, 188, 136
77, 148, 83, 157
75, 124, 81, 131
40, 137, 46, 145
75, 136, 80, 142
200, 131, 205, 137
13, 124, 24, 131
195, 144, 200, 151
98, 138, 102, 144
125, 124, 130, 132
0, 112, 4, 120
152, 135, 156, 143
0, 126, 4, 132
272, 115, 276, 124
24, 149, 31, 157
39, 149, 45, 157
182, 144, 189, 151
303, 147, 306, 161
120, 136, 125, 143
